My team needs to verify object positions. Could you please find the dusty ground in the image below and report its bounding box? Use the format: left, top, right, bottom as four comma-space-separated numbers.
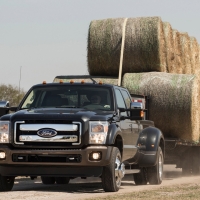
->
0, 165, 200, 200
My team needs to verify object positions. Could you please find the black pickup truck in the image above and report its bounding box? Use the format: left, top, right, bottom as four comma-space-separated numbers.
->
0, 76, 164, 192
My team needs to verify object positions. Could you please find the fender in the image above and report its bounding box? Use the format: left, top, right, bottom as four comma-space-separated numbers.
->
105, 123, 122, 145
137, 126, 164, 152
136, 126, 164, 167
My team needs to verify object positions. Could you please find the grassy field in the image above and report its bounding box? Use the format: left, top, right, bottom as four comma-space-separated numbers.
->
87, 183, 200, 200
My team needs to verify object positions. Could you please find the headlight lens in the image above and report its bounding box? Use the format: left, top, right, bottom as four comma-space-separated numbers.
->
0, 121, 10, 143
89, 121, 108, 144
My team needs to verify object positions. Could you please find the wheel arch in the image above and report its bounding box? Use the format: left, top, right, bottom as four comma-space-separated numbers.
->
106, 123, 123, 156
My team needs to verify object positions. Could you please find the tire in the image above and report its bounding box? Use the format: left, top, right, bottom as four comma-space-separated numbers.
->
101, 147, 124, 192
182, 167, 191, 176
147, 146, 163, 185
182, 161, 199, 176
133, 168, 147, 185
0, 176, 15, 192
41, 177, 55, 184
55, 177, 70, 184
181, 149, 199, 176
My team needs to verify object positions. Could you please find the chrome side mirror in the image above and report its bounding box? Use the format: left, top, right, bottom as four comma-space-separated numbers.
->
130, 102, 143, 109
0, 101, 9, 108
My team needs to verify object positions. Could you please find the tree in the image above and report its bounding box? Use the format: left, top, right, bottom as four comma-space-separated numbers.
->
0, 84, 26, 106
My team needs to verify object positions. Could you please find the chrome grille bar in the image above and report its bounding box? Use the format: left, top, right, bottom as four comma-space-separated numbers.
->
20, 124, 78, 131
19, 135, 78, 142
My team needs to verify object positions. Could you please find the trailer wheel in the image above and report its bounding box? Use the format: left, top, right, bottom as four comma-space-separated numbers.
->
133, 168, 147, 185
147, 147, 163, 185
41, 177, 55, 184
55, 177, 70, 184
0, 176, 15, 191
101, 147, 124, 192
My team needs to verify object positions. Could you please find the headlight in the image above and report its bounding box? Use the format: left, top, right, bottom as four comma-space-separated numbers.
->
0, 121, 10, 143
89, 121, 108, 144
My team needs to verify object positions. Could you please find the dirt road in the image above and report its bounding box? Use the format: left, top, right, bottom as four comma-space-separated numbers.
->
0, 165, 200, 200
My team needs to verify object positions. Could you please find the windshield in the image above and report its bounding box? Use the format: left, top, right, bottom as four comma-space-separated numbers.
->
20, 85, 114, 111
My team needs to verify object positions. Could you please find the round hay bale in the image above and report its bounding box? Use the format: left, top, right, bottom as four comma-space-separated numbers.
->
190, 37, 199, 74
163, 22, 176, 73
87, 17, 167, 76
172, 30, 182, 73
122, 72, 200, 142
179, 32, 191, 74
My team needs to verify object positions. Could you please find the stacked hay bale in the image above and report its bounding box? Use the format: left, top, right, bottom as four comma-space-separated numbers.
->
87, 16, 200, 142
163, 22, 175, 73
172, 30, 182, 73
88, 17, 167, 76
122, 73, 200, 142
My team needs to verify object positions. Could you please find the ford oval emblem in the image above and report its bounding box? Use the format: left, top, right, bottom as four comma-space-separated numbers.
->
37, 129, 57, 138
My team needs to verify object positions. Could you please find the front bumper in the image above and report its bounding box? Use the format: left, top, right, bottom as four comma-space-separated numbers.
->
0, 146, 113, 177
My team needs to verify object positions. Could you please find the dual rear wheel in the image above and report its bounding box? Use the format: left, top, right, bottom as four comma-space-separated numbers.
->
134, 147, 164, 185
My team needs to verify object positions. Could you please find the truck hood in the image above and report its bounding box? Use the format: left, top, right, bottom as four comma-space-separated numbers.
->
1, 108, 115, 122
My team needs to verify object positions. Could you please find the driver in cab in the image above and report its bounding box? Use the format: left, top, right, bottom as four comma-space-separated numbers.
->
83, 94, 104, 110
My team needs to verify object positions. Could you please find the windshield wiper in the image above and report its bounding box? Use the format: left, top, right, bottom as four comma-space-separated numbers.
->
55, 106, 80, 108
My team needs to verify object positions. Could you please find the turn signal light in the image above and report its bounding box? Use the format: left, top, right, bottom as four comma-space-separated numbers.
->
140, 111, 144, 118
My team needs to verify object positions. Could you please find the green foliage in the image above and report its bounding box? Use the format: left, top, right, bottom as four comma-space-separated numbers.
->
0, 84, 26, 106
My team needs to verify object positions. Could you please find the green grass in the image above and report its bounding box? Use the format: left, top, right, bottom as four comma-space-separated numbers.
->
87, 183, 200, 200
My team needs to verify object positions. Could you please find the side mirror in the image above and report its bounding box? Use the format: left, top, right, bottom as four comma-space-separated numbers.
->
0, 101, 9, 108
119, 103, 144, 120
130, 102, 143, 109
130, 102, 144, 120
0, 101, 10, 117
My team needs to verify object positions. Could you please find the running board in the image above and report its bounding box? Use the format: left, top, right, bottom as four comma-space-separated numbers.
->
125, 169, 140, 174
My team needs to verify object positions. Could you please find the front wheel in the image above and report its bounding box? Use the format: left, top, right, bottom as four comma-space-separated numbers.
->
0, 176, 15, 191
101, 147, 124, 192
41, 177, 55, 184
55, 177, 70, 184
147, 147, 163, 185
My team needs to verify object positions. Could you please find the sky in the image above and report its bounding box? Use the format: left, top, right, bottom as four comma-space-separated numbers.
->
1, 0, 200, 91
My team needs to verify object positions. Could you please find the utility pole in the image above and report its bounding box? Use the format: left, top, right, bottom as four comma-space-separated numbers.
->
19, 66, 22, 94
18, 66, 22, 105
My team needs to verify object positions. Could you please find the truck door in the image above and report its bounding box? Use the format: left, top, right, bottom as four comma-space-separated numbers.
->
115, 89, 139, 161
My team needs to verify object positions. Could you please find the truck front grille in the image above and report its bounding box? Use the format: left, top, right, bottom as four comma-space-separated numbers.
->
14, 120, 82, 147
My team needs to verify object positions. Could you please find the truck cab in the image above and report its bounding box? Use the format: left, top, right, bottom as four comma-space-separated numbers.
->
0, 76, 164, 192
